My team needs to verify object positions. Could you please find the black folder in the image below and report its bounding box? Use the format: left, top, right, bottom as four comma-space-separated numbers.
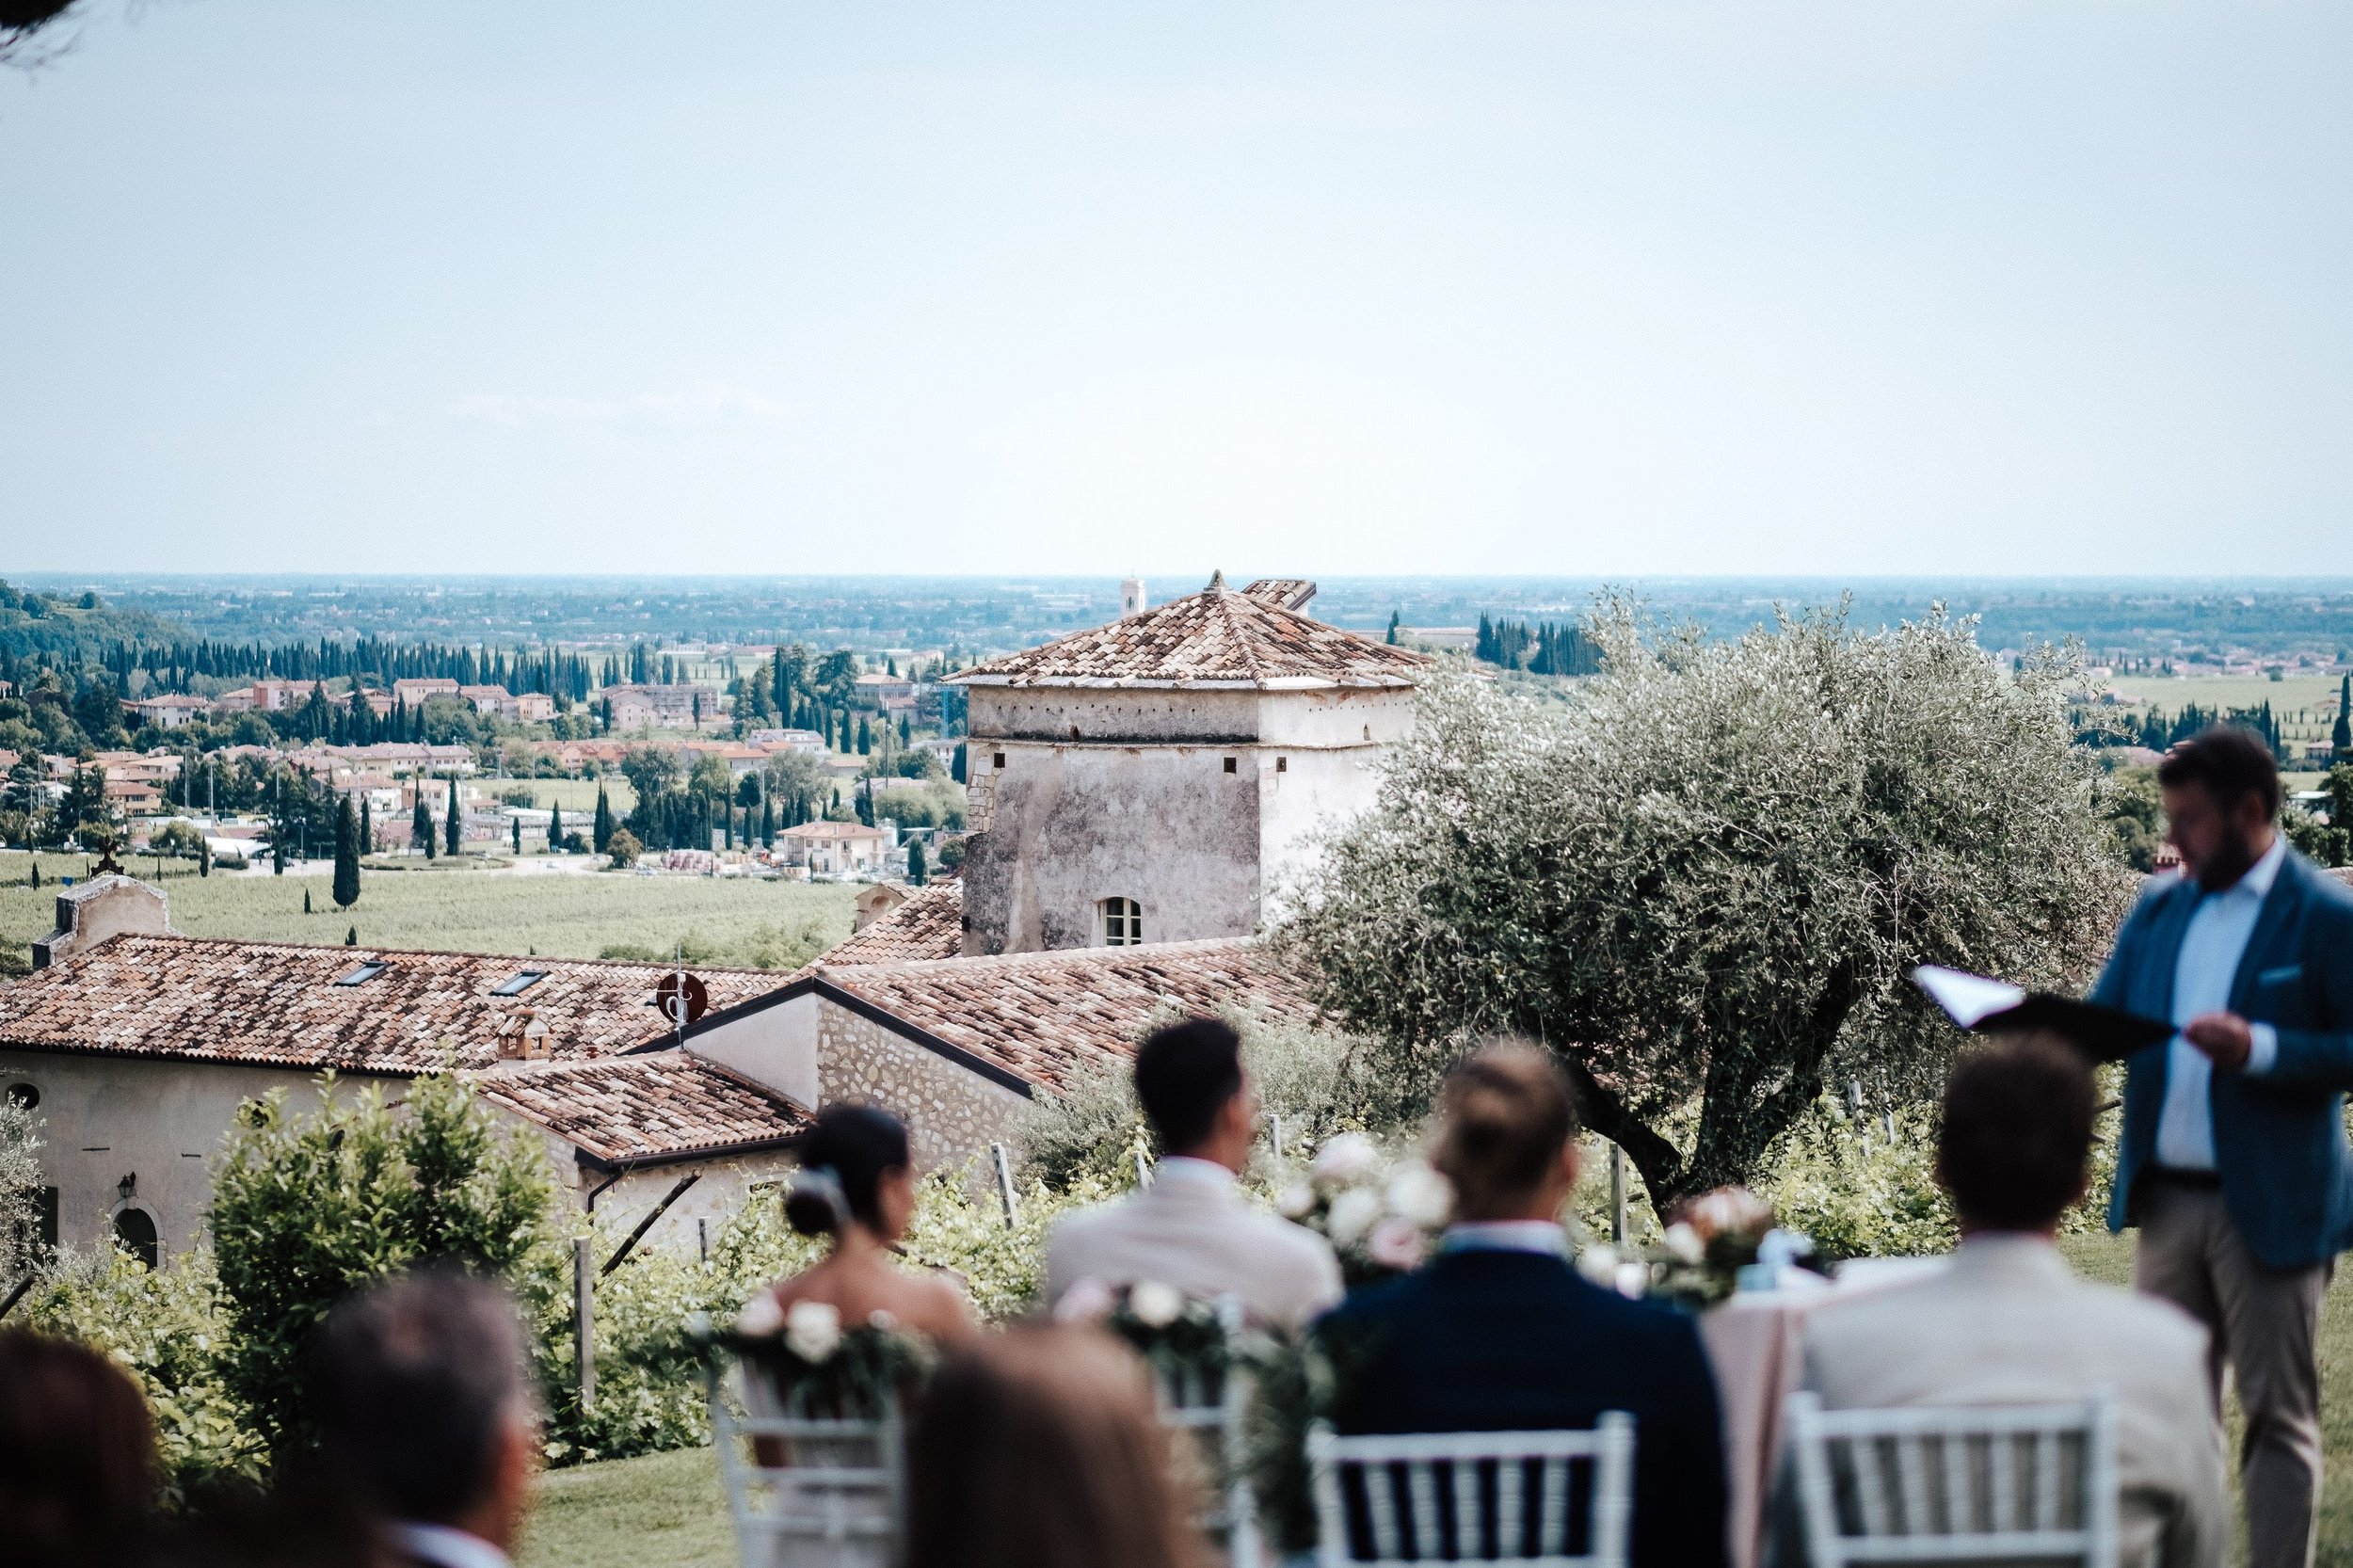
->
1912, 966, 2175, 1062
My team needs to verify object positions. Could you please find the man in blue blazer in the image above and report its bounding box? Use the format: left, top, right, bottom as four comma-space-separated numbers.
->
2094, 726, 2353, 1568
1319, 1045, 1728, 1568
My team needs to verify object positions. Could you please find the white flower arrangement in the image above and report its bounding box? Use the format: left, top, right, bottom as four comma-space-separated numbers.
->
1280, 1138, 1454, 1287
783, 1300, 843, 1364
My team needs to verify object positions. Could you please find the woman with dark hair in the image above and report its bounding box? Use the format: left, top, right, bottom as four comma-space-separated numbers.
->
756, 1102, 976, 1345
0, 1327, 161, 1568
905, 1325, 1205, 1568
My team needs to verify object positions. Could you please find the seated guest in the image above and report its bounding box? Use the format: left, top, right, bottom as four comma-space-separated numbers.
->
756, 1103, 977, 1345
1047, 1016, 1341, 1327
312, 1269, 540, 1568
905, 1324, 1206, 1568
1788, 1040, 2227, 1568
0, 1327, 161, 1568
1320, 1043, 1728, 1568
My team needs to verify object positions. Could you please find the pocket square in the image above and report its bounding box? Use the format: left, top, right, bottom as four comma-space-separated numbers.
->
2257, 964, 2304, 986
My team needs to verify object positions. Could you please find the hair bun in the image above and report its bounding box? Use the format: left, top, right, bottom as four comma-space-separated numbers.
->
784, 1166, 850, 1237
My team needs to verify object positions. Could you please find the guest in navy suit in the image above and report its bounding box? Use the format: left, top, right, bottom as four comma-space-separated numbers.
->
1318, 1043, 1729, 1568
2095, 726, 2353, 1568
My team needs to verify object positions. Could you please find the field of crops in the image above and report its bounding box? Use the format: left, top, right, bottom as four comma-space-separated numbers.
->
0, 851, 859, 969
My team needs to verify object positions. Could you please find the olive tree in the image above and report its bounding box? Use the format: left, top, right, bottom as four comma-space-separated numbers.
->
1279, 600, 2131, 1210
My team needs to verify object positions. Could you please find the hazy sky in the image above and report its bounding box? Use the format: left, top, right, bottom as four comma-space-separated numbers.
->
4, 2, 2348, 576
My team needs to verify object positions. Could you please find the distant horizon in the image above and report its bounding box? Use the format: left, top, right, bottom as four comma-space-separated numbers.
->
16, 571, 2353, 588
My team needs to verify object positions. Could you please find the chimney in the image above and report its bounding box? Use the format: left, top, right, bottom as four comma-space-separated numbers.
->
497, 1010, 552, 1062
31, 874, 171, 970
1120, 577, 1147, 618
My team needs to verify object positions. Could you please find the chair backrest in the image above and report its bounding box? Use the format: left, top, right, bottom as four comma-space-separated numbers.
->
710, 1364, 905, 1568
1784, 1391, 2119, 1568
1150, 1295, 1262, 1566
1305, 1416, 1637, 1568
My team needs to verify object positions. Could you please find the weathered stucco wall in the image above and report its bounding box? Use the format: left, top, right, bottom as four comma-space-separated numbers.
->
689, 992, 820, 1110
960, 742, 1263, 952
813, 1002, 1031, 1172
554, 1137, 802, 1258
960, 688, 1411, 954
968, 688, 1261, 744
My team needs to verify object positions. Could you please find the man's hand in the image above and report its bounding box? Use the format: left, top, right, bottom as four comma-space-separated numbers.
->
2185, 1012, 2254, 1071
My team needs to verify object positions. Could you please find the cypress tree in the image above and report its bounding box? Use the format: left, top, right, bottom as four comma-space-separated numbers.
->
412, 793, 433, 856
549, 802, 564, 853
444, 778, 462, 856
2335, 674, 2351, 755
952, 744, 967, 784
1387, 609, 1401, 645
593, 786, 613, 853
511, 815, 522, 854
345, 926, 357, 945
908, 839, 926, 886
332, 796, 360, 909
760, 797, 774, 846
856, 717, 872, 755
303, 887, 312, 913
360, 796, 372, 857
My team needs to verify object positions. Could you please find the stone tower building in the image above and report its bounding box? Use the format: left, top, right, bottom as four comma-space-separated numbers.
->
949, 574, 1430, 955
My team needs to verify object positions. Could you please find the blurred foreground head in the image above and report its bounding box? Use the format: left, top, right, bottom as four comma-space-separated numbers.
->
1937, 1037, 2096, 1234
1434, 1040, 1581, 1223
0, 1327, 159, 1568
312, 1268, 538, 1549
905, 1324, 1205, 1568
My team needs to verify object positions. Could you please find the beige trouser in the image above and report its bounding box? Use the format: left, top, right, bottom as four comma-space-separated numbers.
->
2134, 1179, 2331, 1568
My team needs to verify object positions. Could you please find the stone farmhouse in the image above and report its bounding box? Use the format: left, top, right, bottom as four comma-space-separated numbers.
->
949, 573, 1429, 954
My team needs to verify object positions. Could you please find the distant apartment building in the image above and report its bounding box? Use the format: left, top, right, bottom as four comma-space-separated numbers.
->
392, 678, 461, 707
603, 682, 725, 732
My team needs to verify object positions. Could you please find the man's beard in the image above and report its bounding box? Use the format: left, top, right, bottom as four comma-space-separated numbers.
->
2195, 826, 2261, 892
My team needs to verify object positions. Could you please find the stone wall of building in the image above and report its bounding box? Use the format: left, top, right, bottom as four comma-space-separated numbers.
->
813, 1002, 1032, 1171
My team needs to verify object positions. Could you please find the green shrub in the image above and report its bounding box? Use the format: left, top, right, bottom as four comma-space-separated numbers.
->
207, 1074, 564, 1456
23, 1245, 261, 1499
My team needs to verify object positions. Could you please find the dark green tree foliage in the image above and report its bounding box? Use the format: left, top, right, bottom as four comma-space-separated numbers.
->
411, 795, 432, 856
345, 926, 357, 945
1474, 615, 1599, 675
856, 717, 872, 755
2335, 675, 2351, 755
207, 1076, 559, 1455
593, 787, 613, 854
303, 888, 312, 913
359, 796, 371, 857
2135, 702, 2286, 760
444, 779, 461, 856
1386, 610, 1401, 645
332, 797, 360, 909
908, 840, 926, 886
511, 815, 522, 854
952, 744, 967, 784
548, 802, 563, 854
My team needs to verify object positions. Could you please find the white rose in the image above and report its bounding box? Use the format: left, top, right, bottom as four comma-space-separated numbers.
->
1276, 1181, 1318, 1221
1576, 1244, 1620, 1288
1384, 1161, 1453, 1229
1128, 1280, 1183, 1328
1053, 1276, 1116, 1325
1367, 1216, 1428, 1272
1310, 1133, 1380, 1190
784, 1300, 842, 1364
1662, 1222, 1705, 1265
1327, 1188, 1382, 1248
735, 1292, 784, 1338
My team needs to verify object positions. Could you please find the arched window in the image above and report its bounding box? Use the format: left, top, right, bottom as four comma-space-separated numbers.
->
113, 1207, 160, 1271
1098, 897, 1143, 947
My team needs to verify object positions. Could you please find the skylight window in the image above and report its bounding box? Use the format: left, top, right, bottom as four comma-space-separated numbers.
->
334, 962, 386, 987
493, 970, 548, 997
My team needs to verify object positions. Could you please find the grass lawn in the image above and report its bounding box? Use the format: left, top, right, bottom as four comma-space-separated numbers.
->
513, 1238, 2353, 1568
0, 849, 858, 968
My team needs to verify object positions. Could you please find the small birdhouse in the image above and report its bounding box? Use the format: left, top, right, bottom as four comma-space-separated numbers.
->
497, 1010, 552, 1062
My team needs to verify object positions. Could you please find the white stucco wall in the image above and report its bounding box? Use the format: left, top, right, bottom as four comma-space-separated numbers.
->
689, 992, 821, 1110
0, 1051, 379, 1258
958, 686, 1412, 954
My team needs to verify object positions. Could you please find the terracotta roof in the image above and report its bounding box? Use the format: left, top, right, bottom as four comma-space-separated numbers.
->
1241, 578, 1318, 612
473, 1053, 809, 1166
0, 934, 787, 1074
814, 937, 1322, 1094
948, 573, 1429, 692
819, 883, 965, 966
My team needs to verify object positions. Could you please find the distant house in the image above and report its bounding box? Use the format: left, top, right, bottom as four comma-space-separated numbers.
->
679, 742, 770, 777
510, 692, 556, 723
458, 684, 512, 714
777, 820, 891, 875
128, 693, 214, 730
746, 728, 827, 753
604, 683, 725, 732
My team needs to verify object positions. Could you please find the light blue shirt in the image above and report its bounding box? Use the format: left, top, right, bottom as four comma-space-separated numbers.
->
2154, 835, 2286, 1171
393, 1523, 512, 1568
1438, 1220, 1570, 1256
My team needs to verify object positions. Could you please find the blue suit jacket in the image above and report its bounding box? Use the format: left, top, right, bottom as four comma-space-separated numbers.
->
1319, 1249, 1729, 1568
2096, 849, 2353, 1269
